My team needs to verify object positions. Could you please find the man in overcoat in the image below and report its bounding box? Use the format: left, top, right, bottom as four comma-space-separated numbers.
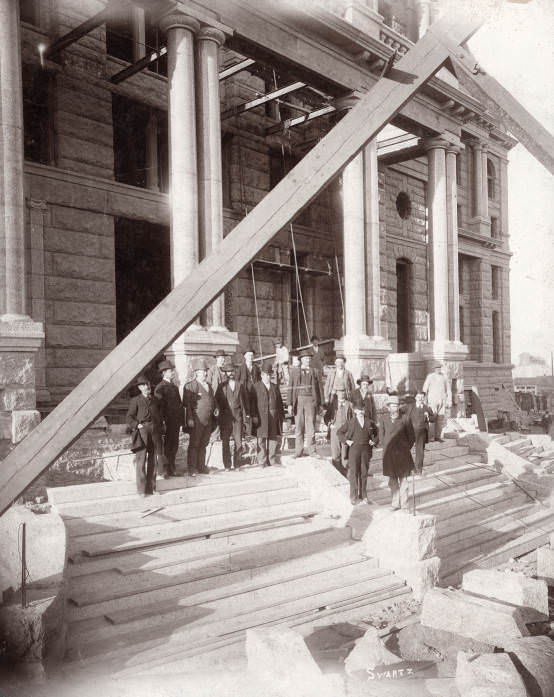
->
154, 359, 183, 477
127, 374, 165, 495
379, 394, 416, 511
288, 354, 322, 457
183, 358, 218, 475
237, 347, 261, 436
407, 391, 434, 474
337, 398, 378, 504
254, 362, 285, 467
216, 367, 247, 470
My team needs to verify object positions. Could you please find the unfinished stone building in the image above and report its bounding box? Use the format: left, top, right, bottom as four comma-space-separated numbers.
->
0, 0, 516, 445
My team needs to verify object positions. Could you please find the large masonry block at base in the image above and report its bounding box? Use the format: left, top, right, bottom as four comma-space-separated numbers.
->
462, 569, 549, 618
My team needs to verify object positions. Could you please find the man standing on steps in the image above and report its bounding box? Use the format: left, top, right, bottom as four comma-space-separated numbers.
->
254, 362, 285, 467
207, 350, 228, 443
423, 362, 449, 441
351, 374, 377, 421
379, 394, 416, 511
183, 358, 218, 476
407, 391, 434, 475
238, 347, 261, 437
337, 398, 378, 505
127, 375, 165, 496
154, 359, 183, 478
288, 353, 322, 458
216, 367, 247, 470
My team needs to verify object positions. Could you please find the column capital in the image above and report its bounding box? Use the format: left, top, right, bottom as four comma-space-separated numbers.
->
26, 198, 47, 212
160, 12, 201, 34
197, 26, 226, 46
446, 144, 461, 156
468, 137, 487, 153
423, 136, 450, 152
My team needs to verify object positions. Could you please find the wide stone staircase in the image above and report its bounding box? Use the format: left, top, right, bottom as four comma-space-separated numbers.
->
48, 467, 410, 678
366, 439, 554, 587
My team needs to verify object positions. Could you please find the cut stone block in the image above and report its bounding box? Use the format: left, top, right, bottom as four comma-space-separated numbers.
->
362, 511, 437, 562
420, 624, 495, 658
12, 410, 41, 444
344, 626, 400, 675
537, 546, 554, 585
462, 569, 548, 618
456, 651, 529, 697
103, 451, 137, 482
380, 554, 440, 602
503, 636, 554, 697
421, 588, 532, 648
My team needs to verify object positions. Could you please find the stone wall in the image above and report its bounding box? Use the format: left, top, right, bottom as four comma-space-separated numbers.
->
464, 362, 516, 422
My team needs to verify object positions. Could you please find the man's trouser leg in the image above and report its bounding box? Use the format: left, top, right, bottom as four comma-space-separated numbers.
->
388, 476, 400, 508
221, 419, 232, 469
232, 418, 243, 468
330, 426, 341, 464
268, 438, 278, 466
300, 397, 316, 454
164, 421, 180, 473
359, 446, 370, 500
348, 446, 361, 500
399, 476, 409, 509
197, 422, 211, 471
295, 400, 306, 456
414, 430, 426, 472
135, 447, 147, 493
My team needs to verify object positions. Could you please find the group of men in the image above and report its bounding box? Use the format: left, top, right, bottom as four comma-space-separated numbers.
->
127, 340, 447, 512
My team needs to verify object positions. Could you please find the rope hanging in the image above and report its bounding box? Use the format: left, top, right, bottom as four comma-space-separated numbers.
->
334, 253, 345, 336
250, 264, 263, 357
290, 223, 311, 346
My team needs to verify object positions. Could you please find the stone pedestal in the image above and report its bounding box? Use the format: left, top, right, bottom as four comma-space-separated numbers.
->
165, 325, 239, 388
386, 351, 426, 393
334, 334, 391, 387
0, 318, 44, 444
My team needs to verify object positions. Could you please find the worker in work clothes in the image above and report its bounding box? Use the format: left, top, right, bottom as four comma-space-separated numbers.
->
154, 359, 183, 477
127, 374, 165, 496
216, 367, 247, 470
328, 388, 352, 476
407, 391, 434, 475
254, 362, 285, 467
288, 354, 322, 458
337, 398, 378, 505
379, 394, 416, 511
237, 347, 261, 436
422, 362, 449, 441
183, 358, 218, 476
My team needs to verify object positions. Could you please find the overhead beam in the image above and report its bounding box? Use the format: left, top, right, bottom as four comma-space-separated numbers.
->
219, 58, 256, 80
44, 1, 129, 59
221, 81, 306, 120
111, 46, 167, 84
266, 105, 336, 135
446, 43, 554, 175
378, 143, 425, 166
0, 10, 485, 515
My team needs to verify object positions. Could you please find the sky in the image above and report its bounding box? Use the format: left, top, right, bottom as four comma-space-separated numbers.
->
466, 0, 554, 365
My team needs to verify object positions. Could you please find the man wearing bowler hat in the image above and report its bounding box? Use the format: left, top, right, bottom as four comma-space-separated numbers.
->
154, 359, 183, 477
254, 362, 285, 467
237, 347, 261, 436
127, 374, 164, 495
379, 394, 416, 511
351, 374, 377, 421
216, 366, 247, 470
183, 357, 217, 475
337, 397, 378, 504
208, 350, 228, 395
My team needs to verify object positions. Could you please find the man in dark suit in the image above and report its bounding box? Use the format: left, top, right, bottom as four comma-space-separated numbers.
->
237, 347, 261, 436
407, 391, 434, 474
337, 398, 378, 504
127, 374, 165, 496
254, 363, 285, 467
288, 354, 322, 457
216, 367, 246, 470
351, 374, 376, 421
183, 358, 217, 476
379, 394, 416, 511
154, 359, 183, 477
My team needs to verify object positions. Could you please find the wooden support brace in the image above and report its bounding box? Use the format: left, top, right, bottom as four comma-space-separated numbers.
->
45, 0, 130, 59
0, 10, 484, 515
221, 81, 306, 120
266, 105, 336, 135
219, 58, 256, 80
111, 46, 167, 84
445, 42, 554, 175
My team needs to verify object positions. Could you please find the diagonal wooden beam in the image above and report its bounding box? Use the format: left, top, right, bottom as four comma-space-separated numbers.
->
221, 81, 306, 120
0, 10, 484, 515
266, 105, 336, 135
219, 58, 256, 80
110, 46, 168, 84
445, 42, 554, 175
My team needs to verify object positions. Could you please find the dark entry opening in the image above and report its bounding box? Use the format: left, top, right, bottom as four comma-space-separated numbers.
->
396, 259, 411, 352
115, 218, 171, 344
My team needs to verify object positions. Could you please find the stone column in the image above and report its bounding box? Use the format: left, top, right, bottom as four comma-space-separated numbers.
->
364, 140, 382, 338
425, 138, 450, 345
196, 26, 226, 329
470, 139, 490, 236
131, 5, 146, 62
343, 151, 366, 340
160, 12, 200, 287
446, 145, 461, 343
0, 0, 44, 443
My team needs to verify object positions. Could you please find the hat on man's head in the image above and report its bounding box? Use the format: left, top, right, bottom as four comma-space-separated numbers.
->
215, 349, 225, 358
432, 361, 442, 369
357, 374, 373, 385
260, 360, 274, 375
158, 359, 174, 372
135, 374, 150, 386
387, 395, 400, 405
310, 335, 320, 346
243, 347, 255, 355
335, 354, 346, 363
192, 357, 208, 371
273, 338, 283, 346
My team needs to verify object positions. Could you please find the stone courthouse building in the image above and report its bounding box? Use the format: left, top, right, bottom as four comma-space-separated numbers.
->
0, 0, 516, 445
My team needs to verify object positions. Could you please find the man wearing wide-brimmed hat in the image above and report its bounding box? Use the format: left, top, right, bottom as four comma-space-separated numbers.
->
254, 361, 285, 467
127, 374, 165, 495
422, 361, 448, 441
379, 394, 416, 511
208, 349, 228, 395
183, 357, 217, 475
237, 346, 261, 436
351, 373, 376, 421
154, 359, 183, 478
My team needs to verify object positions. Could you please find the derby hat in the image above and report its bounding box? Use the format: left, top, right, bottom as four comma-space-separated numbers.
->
215, 349, 226, 357
357, 374, 373, 385
135, 374, 150, 386
158, 359, 174, 372
387, 395, 400, 405
192, 357, 208, 371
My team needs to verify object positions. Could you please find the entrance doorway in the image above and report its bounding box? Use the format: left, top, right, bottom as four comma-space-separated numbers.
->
396, 259, 412, 352
114, 217, 171, 344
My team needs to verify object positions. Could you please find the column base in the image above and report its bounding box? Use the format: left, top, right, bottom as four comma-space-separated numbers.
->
165, 325, 239, 388
386, 352, 426, 394
0, 317, 44, 444
334, 334, 392, 388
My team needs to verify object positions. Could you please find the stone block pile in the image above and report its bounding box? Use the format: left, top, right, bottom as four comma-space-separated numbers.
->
537, 532, 554, 586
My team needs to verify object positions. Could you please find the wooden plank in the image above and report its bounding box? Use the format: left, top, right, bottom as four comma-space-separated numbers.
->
221, 81, 306, 120
444, 42, 554, 175
0, 11, 484, 516
219, 57, 256, 80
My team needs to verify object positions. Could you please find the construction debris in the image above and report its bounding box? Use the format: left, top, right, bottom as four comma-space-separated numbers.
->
455, 651, 529, 697
537, 533, 554, 585
462, 569, 549, 618
343, 626, 400, 675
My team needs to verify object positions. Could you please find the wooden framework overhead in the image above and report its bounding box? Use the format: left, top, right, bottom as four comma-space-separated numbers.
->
1, 9, 553, 514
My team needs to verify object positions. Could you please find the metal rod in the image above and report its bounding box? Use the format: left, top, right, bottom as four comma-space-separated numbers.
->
21, 523, 27, 608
